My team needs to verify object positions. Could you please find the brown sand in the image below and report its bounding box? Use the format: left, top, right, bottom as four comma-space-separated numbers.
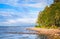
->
26, 27, 60, 35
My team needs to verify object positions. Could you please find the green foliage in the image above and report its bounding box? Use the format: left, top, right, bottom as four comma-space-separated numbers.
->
36, 2, 60, 29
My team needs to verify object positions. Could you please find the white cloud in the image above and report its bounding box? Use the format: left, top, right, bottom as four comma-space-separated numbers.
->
0, 0, 53, 26
0, 0, 48, 8
8, 18, 36, 24
0, 11, 12, 17
18, 3, 47, 8
17, 18, 37, 23
0, 10, 38, 25
0, 18, 37, 26
0, 10, 25, 18
7, 19, 16, 23
20, 2, 47, 9
0, 9, 39, 18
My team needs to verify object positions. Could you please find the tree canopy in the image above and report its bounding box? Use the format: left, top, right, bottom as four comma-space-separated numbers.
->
36, 2, 60, 28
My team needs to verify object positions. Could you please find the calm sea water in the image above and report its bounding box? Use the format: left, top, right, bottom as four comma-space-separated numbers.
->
0, 26, 46, 39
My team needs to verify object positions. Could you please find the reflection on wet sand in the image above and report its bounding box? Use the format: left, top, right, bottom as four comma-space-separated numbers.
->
47, 35, 60, 39
37, 34, 60, 39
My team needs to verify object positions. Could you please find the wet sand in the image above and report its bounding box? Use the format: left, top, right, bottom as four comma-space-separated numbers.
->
26, 27, 60, 35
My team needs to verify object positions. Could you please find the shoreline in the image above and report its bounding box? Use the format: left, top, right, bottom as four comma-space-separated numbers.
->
26, 27, 60, 35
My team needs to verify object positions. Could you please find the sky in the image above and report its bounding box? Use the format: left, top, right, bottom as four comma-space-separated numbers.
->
0, 0, 53, 26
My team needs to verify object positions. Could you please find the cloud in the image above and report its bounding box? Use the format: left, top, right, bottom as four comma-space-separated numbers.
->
17, 0, 47, 8
0, 0, 53, 26
0, 10, 38, 26
18, 3, 47, 8
7, 18, 36, 24
0, 11, 12, 17
0, 10, 38, 19
0, 18, 37, 26
0, 0, 53, 8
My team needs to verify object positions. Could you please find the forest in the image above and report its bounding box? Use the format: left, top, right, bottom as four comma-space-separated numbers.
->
36, 0, 60, 29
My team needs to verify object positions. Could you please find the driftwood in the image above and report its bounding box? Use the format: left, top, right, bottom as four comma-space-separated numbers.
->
26, 27, 60, 35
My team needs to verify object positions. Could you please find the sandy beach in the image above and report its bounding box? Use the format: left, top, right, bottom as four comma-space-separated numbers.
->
27, 27, 60, 35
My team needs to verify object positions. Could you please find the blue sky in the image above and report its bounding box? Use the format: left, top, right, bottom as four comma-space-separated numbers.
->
0, 0, 53, 26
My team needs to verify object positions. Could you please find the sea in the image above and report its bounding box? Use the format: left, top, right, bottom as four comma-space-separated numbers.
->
0, 26, 46, 39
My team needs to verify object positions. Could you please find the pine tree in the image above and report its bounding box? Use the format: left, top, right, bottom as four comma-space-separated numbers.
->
36, 0, 60, 28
